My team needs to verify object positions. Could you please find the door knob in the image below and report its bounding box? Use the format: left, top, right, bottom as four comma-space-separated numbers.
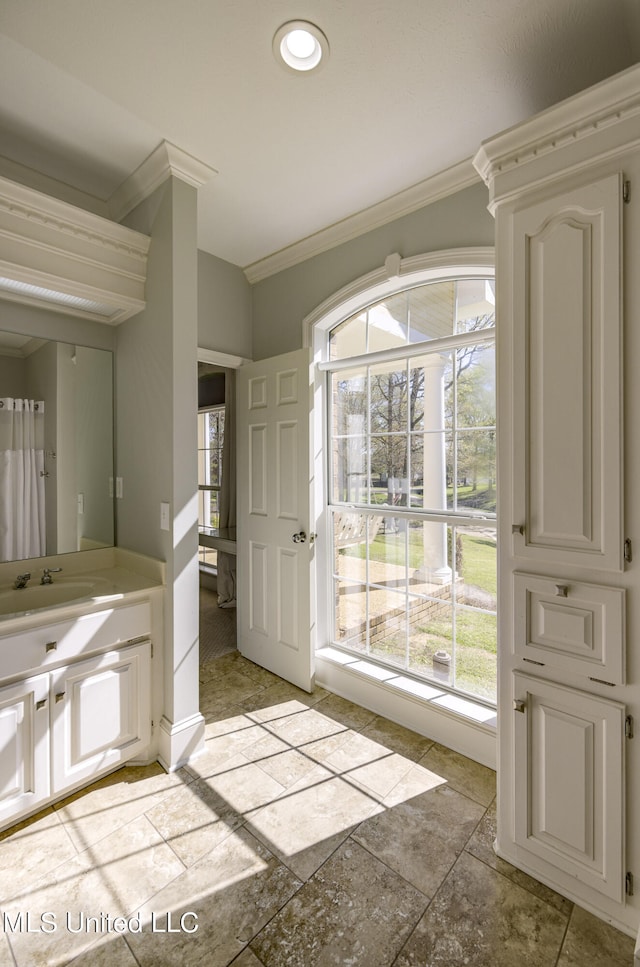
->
292, 530, 307, 544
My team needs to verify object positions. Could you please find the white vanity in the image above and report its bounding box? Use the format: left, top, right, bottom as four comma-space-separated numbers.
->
0, 547, 164, 831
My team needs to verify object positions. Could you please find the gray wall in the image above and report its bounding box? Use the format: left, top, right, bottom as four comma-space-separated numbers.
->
251, 181, 495, 359
198, 250, 252, 359
0, 354, 25, 397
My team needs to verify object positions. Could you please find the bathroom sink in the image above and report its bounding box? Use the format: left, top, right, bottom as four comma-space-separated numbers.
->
0, 580, 99, 615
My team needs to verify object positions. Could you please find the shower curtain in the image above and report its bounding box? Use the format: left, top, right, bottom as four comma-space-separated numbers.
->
0, 398, 46, 561
217, 371, 236, 608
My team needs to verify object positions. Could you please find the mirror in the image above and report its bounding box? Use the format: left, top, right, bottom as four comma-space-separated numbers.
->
0, 332, 114, 563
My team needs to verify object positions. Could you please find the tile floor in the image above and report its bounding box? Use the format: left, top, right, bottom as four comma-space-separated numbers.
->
0, 651, 636, 966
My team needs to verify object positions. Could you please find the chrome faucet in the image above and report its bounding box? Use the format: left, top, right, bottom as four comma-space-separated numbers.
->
14, 572, 31, 589
41, 567, 63, 585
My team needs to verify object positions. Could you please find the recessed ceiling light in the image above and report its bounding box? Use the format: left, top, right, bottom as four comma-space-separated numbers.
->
273, 20, 329, 73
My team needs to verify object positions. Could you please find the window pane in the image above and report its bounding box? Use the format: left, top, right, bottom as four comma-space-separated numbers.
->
454, 609, 497, 703
454, 528, 497, 611
368, 588, 407, 667
332, 368, 366, 435
370, 363, 408, 434
407, 595, 453, 682
455, 344, 495, 428
455, 429, 496, 513
455, 279, 495, 334
333, 579, 367, 652
329, 313, 367, 360
367, 293, 408, 352
408, 281, 455, 342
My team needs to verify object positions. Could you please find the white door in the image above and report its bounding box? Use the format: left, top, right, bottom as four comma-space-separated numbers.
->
236, 348, 315, 691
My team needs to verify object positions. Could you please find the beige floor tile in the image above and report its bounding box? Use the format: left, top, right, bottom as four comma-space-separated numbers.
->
321, 730, 417, 799
127, 827, 302, 967
185, 723, 268, 780
239, 681, 329, 716
203, 758, 287, 817
229, 948, 266, 967
53, 763, 191, 852
144, 775, 245, 867
353, 783, 484, 898
466, 800, 573, 914
313, 691, 378, 730
65, 935, 140, 966
360, 715, 434, 761
247, 744, 320, 790
557, 904, 636, 966
0, 807, 76, 904
199, 669, 267, 714
0, 932, 14, 967
258, 706, 349, 749
395, 850, 569, 967
381, 760, 448, 807
3, 814, 185, 967
419, 742, 496, 806
248, 767, 383, 880
250, 840, 428, 966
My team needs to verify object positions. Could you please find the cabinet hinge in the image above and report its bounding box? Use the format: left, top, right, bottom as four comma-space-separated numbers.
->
588, 676, 616, 687
522, 657, 545, 666
624, 539, 632, 563
625, 715, 634, 740
625, 872, 634, 896
623, 180, 631, 204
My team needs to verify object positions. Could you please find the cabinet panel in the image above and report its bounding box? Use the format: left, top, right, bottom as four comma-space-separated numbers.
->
513, 672, 625, 902
0, 675, 49, 825
514, 572, 625, 683
51, 641, 151, 794
0, 601, 151, 680
512, 174, 622, 570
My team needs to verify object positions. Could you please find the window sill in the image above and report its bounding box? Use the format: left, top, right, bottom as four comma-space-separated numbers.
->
315, 646, 497, 769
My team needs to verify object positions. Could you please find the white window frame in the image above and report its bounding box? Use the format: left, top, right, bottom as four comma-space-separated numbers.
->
304, 248, 496, 689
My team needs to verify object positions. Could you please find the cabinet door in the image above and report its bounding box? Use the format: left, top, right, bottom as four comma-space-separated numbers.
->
511, 173, 623, 570
513, 672, 625, 902
51, 641, 151, 795
0, 674, 49, 826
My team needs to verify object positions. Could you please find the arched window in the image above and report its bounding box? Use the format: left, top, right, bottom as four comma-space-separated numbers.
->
310, 252, 496, 705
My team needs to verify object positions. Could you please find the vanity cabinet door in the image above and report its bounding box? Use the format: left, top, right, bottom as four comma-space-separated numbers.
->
511, 173, 623, 571
513, 672, 625, 903
51, 641, 151, 795
0, 674, 49, 826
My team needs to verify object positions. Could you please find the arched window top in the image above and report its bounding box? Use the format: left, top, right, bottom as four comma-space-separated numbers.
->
305, 247, 495, 360
328, 276, 495, 361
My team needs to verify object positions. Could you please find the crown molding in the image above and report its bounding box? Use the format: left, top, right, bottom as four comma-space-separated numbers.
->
109, 140, 218, 222
473, 63, 640, 211
0, 175, 150, 323
244, 158, 481, 284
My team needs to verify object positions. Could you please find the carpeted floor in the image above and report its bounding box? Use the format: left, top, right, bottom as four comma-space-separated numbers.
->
199, 586, 237, 661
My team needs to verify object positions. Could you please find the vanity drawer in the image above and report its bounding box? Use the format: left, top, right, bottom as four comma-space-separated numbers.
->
514, 572, 625, 684
0, 602, 151, 680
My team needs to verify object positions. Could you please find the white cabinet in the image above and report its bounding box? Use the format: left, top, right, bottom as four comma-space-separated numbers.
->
513, 672, 625, 903
474, 64, 640, 931
0, 674, 49, 827
0, 600, 154, 831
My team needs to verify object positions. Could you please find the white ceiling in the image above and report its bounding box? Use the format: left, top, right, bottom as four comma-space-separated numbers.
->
0, 0, 638, 274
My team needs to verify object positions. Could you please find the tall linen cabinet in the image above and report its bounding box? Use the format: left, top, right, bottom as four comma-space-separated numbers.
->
474, 63, 640, 937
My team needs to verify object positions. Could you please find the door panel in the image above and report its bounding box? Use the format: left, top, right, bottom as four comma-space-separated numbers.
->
0, 674, 49, 825
237, 348, 314, 691
512, 173, 622, 570
513, 672, 625, 902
